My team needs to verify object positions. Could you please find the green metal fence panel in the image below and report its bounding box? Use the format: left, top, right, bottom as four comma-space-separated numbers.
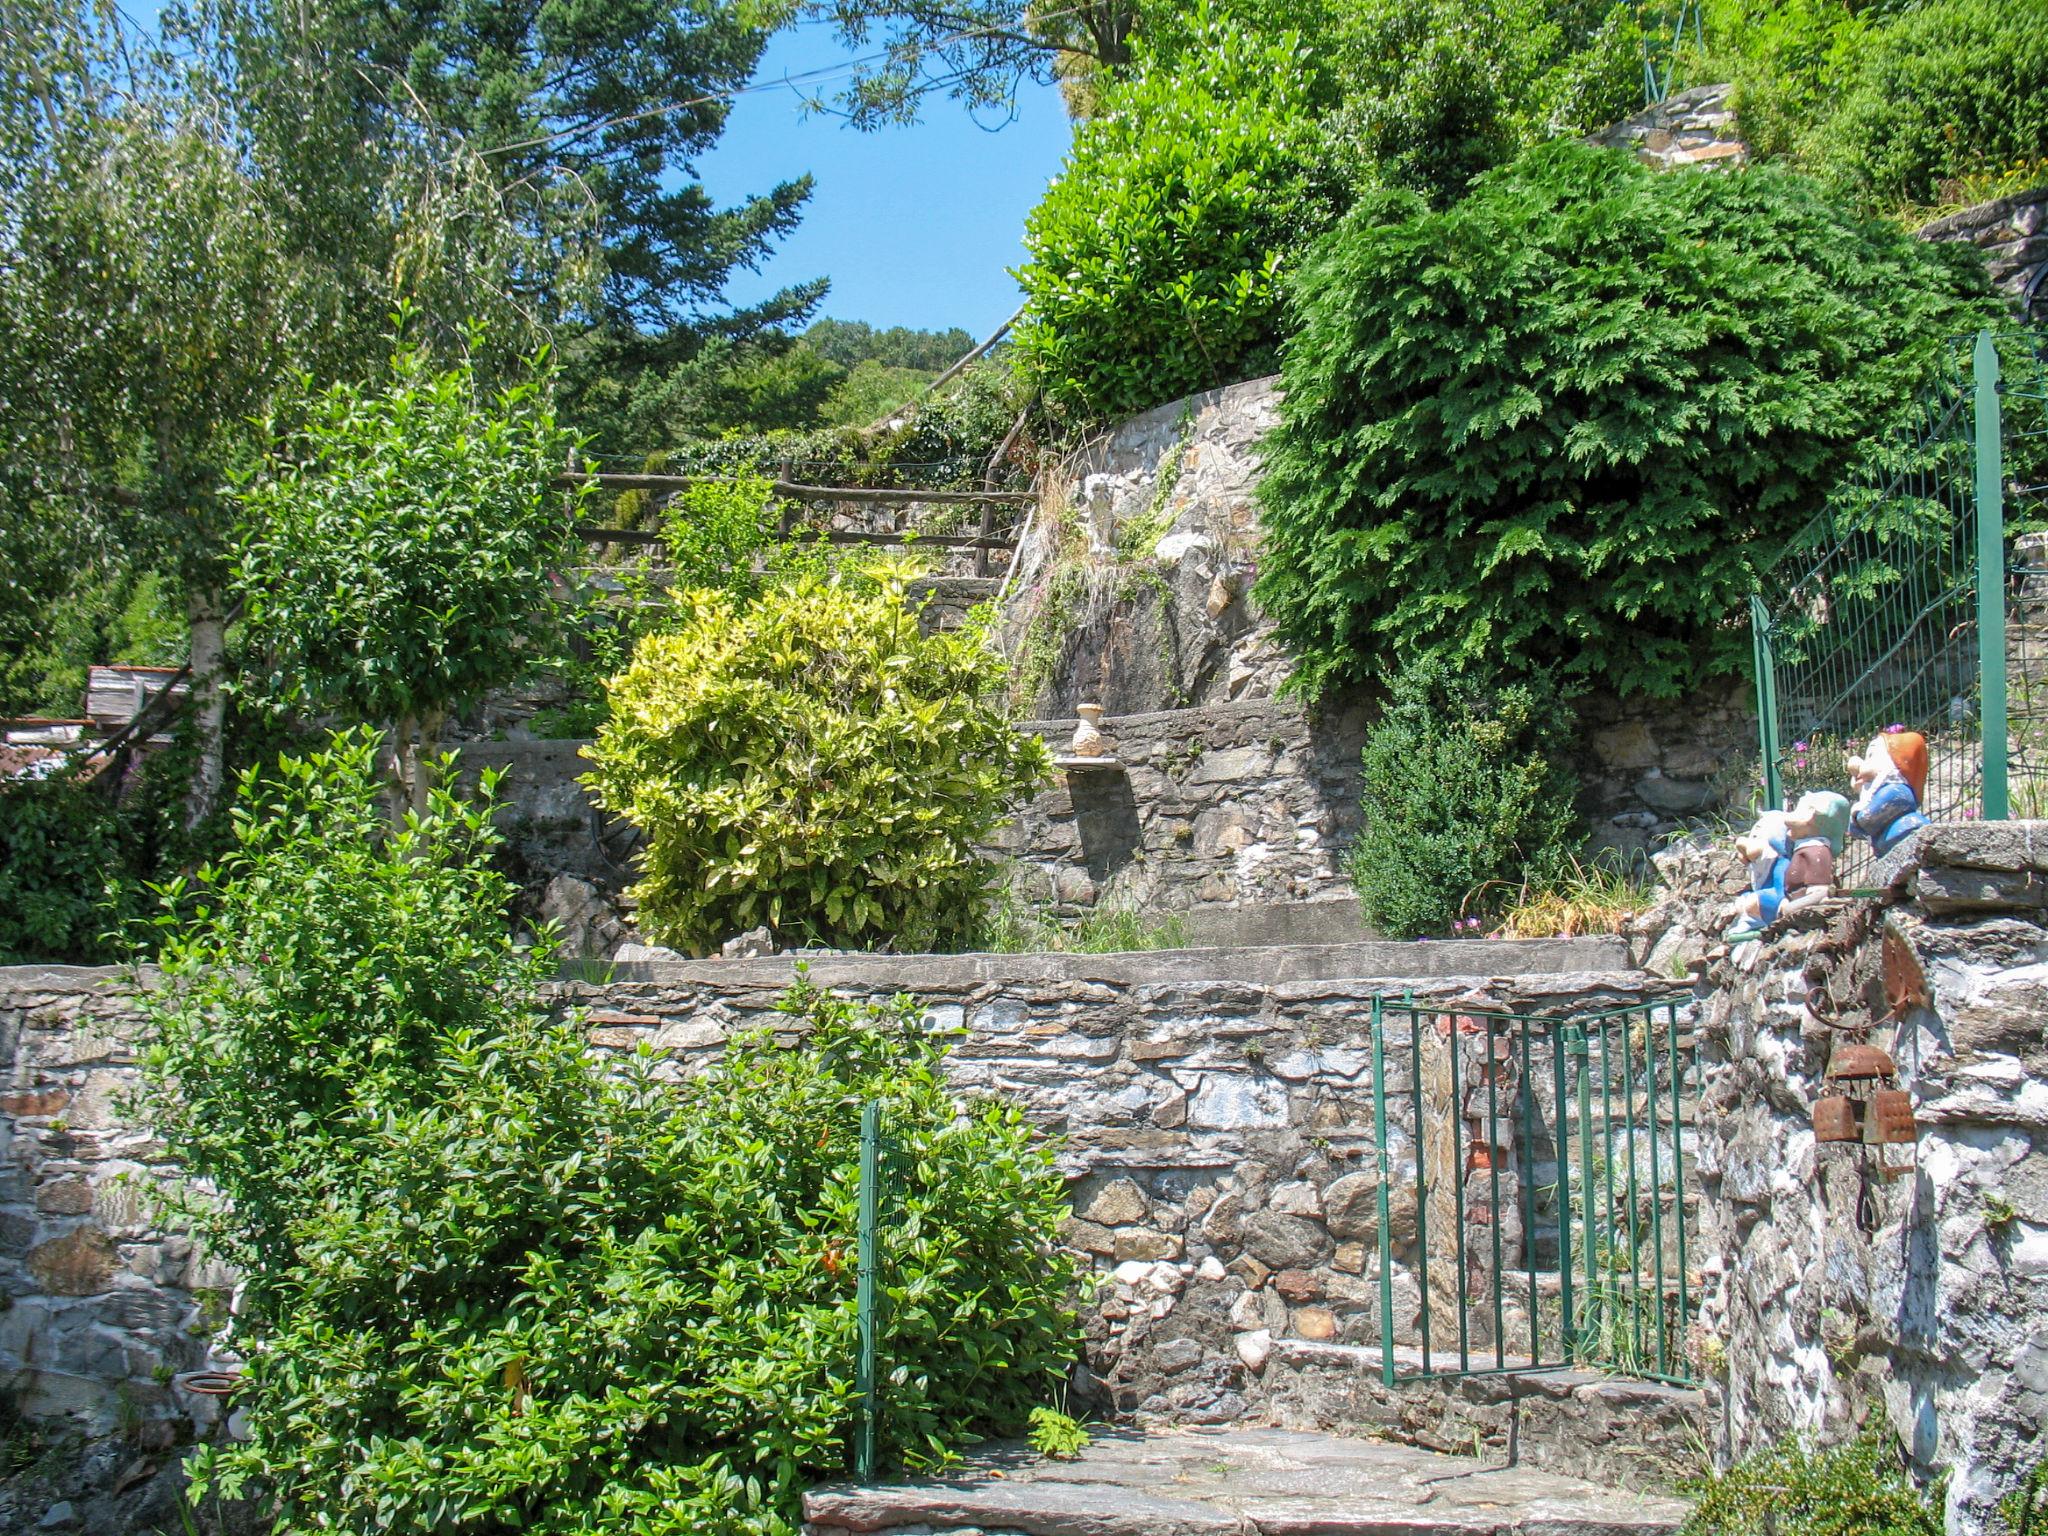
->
2006, 331, 2048, 817
1749, 328, 2048, 879
1372, 1001, 1699, 1387
856, 1100, 882, 1481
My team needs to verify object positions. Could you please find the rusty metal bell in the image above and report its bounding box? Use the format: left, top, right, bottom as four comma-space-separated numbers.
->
1865, 1088, 1918, 1145
1827, 1043, 1898, 1082
1813, 1096, 1859, 1142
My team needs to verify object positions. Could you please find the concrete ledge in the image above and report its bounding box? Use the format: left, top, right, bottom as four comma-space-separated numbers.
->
586, 935, 1635, 990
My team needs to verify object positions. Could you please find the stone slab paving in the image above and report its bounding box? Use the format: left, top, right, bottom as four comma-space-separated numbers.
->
801, 1425, 1691, 1536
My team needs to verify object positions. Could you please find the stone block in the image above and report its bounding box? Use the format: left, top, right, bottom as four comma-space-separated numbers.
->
1062, 1218, 1116, 1257
35, 1177, 93, 1216
1273, 1269, 1323, 1302
1185, 747, 1274, 786
1188, 1074, 1289, 1130
1242, 1212, 1332, 1271
1292, 1306, 1338, 1341
1914, 864, 2046, 915
1269, 1181, 1323, 1218
27, 1229, 117, 1297
1079, 1177, 1151, 1227
1112, 1228, 1183, 1263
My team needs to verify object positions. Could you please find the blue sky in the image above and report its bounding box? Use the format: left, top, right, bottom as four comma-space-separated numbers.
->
695, 27, 1074, 338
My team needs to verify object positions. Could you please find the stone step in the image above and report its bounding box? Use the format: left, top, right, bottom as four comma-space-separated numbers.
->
800, 1425, 1690, 1536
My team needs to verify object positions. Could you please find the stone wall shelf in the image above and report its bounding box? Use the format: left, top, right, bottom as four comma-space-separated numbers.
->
1053, 755, 1124, 773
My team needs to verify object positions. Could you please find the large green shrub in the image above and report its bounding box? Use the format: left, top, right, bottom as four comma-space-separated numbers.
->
1321, 0, 1643, 207
1347, 659, 1581, 939
0, 709, 287, 963
1702, 0, 2047, 211
1807, 0, 2048, 209
584, 565, 1049, 954
233, 329, 585, 806
1254, 142, 2000, 702
1680, 1428, 1943, 1536
142, 731, 1080, 1536
1013, 10, 1346, 420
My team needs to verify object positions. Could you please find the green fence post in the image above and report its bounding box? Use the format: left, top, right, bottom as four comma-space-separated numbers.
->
1371, 996, 1396, 1387
1976, 329, 2010, 820
1550, 1029, 1574, 1364
1750, 593, 1783, 811
856, 1100, 881, 1481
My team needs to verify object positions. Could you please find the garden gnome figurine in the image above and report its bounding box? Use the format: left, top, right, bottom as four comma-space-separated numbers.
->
1778, 790, 1851, 915
1725, 811, 1791, 935
1848, 730, 1930, 858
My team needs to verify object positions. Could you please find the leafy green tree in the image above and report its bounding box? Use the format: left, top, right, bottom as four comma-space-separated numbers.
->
344, 0, 819, 345
821, 358, 935, 426
1703, 0, 2046, 211
1015, 10, 1346, 419
803, 319, 977, 372
142, 731, 1080, 1535
0, 0, 588, 803
1254, 143, 2002, 702
584, 564, 1049, 954
801, 0, 1138, 126
232, 332, 586, 813
1347, 660, 1581, 939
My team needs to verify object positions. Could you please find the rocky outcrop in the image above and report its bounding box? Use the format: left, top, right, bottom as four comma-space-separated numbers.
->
1585, 84, 1747, 172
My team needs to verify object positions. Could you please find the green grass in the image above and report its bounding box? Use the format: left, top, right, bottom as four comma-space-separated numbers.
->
1481, 852, 1658, 939
965, 887, 1189, 954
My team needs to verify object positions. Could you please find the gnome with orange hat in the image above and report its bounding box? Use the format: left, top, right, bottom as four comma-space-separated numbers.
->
1848, 729, 1930, 858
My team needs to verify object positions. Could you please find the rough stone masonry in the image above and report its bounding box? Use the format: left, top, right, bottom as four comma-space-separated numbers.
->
1694, 821, 2048, 1535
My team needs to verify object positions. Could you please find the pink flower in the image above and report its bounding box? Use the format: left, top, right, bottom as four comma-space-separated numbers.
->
1884, 723, 1905, 733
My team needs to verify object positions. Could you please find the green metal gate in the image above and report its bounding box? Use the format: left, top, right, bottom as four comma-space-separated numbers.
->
1750, 328, 2048, 877
1370, 997, 1699, 1387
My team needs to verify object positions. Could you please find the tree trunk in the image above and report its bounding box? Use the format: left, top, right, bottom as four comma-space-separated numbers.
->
379, 717, 414, 829
181, 591, 229, 832
409, 707, 446, 823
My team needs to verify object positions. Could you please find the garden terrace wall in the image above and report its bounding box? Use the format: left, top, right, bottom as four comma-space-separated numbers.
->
1919, 186, 2048, 304
3, 937, 1691, 1522
1693, 821, 2048, 1536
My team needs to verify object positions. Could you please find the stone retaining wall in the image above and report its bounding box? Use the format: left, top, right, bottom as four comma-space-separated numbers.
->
1920, 186, 2048, 305
1694, 821, 2048, 1535
5, 938, 1686, 1527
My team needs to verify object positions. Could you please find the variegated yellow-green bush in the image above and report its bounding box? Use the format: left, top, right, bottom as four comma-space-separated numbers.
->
585, 564, 1048, 954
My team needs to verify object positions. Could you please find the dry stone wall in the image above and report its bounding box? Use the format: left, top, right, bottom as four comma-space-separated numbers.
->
6, 938, 1693, 1527
1920, 186, 2048, 305
0, 970, 239, 1536
1693, 821, 2048, 1535
1584, 84, 1748, 171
